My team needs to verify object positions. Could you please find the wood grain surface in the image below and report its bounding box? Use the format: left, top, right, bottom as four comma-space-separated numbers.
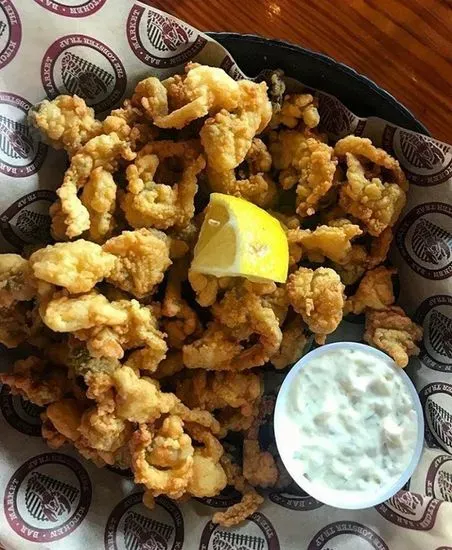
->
151, 0, 452, 143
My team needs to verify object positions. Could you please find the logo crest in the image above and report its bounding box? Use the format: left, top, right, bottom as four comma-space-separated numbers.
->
426, 455, 452, 502
104, 492, 184, 550
4, 453, 91, 542
317, 94, 365, 139
396, 202, 452, 281
41, 34, 126, 113
0, 93, 47, 177
0, 385, 43, 436
127, 5, 207, 68
0, 0, 21, 70
375, 490, 442, 530
420, 382, 452, 451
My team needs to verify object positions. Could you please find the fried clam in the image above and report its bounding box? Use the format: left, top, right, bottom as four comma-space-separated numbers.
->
206, 138, 277, 208
30, 240, 116, 294
269, 129, 337, 217
270, 316, 309, 369
120, 140, 206, 230
29, 94, 103, 156
287, 267, 345, 344
103, 228, 172, 298
55, 132, 136, 239
183, 284, 282, 370
133, 63, 241, 129
269, 93, 320, 130
0, 254, 36, 307
161, 259, 201, 349
345, 266, 397, 315
335, 136, 408, 236
364, 306, 423, 368
200, 79, 272, 172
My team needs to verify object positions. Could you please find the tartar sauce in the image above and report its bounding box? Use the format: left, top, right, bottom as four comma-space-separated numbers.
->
284, 347, 418, 492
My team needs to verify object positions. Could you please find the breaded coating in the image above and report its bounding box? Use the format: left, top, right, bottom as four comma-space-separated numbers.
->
287, 267, 345, 344
103, 229, 171, 298
364, 306, 423, 368
0, 254, 35, 307
243, 439, 279, 488
346, 266, 396, 315
81, 167, 117, 242
30, 240, 116, 294
271, 317, 308, 369
29, 95, 102, 155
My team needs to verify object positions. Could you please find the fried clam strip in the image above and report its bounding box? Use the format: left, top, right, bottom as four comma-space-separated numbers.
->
29, 95, 102, 156
287, 219, 362, 265
183, 285, 282, 371
200, 80, 272, 172
364, 306, 423, 368
188, 272, 235, 307
30, 240, 116, 294
133, 64, 241, 129
56, 132, 135, 238
120, 140, 206, 230
0, 356, 70, 406
0, 254, 35, 307
335, 136, 408, 237
212, 454, 264, 527
103, 229, 172, 298
345, 266, 397, 315
175, 370, 262, 420
207, 138, 277, 208
269, 129, 337, 217
270, 316, 309, 369
161, 259, 201, 349
269, 93, 320, 130
287, 267, 345, 344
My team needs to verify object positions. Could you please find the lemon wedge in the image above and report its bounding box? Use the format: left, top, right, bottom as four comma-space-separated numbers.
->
191, 193, 288, 283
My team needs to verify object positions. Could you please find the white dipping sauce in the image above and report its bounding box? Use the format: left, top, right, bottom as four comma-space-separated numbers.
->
284, 348, 418, 492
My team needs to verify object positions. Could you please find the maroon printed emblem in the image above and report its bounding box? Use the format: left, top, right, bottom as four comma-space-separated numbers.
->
426, 454, 452, 502
200, 512, 279, 550
0, 385, 43, 436
220, 55, 245, 81
32, 0, 107, 17
0, 189, 55, 248
41, 34, 126, 113
383, 125, 452, 186
269, 483, 322, 511
195, 486, 241, 508
414, 295, 452, 373
127, 5, 207, 68
396, 203, 452, 281
0, 0, 21, 70
308, 521, 389, 550
4, 453, 91, 542
419, 382, 452, 451
317, 93, 365, 139
375, 490, 441, 530
104, 492, 184, 550
0, 93, 47, 177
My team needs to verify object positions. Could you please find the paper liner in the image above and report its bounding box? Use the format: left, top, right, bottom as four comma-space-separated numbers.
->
0, 1, 451, 548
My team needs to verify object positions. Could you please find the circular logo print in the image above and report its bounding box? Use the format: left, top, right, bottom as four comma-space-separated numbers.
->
0, 92, 47, 178
426, 455, 452, 502
0, 0, 21, 69
0, 385, 43, 436
4, 453, 91, 542
420, 382, 452, 452
0, 189, 55, 248
41, 34, 126, 113
396, 202, 452, 281
33, 0, 107, 17
127, 4, 207, 68
200, 512, 279, 550
375, 490, 441, 530
308, 521, 389, 550
221, 55, 245, 81
269, 484, 323, 511
384, 125, 452, 186
317, 94, 365, 139
105, 492, 184, 550
414, 295, 452, 372
195, 486, 242, 508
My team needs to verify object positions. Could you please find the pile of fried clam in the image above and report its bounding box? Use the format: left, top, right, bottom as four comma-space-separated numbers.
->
0, 63, 422, 525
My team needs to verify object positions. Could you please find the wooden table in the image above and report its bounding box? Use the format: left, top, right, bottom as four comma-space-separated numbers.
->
152, 0, 451, 144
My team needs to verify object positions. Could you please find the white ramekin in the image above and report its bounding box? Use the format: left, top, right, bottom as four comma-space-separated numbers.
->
274, 341, 424, 509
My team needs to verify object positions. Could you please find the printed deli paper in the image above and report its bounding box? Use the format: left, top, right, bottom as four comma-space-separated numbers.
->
0, 1, 451, 548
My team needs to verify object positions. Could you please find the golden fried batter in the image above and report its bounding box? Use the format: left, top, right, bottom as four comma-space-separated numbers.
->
346, 266, 396, 314
287, 267, 345, 344
0, 254, 35, 307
